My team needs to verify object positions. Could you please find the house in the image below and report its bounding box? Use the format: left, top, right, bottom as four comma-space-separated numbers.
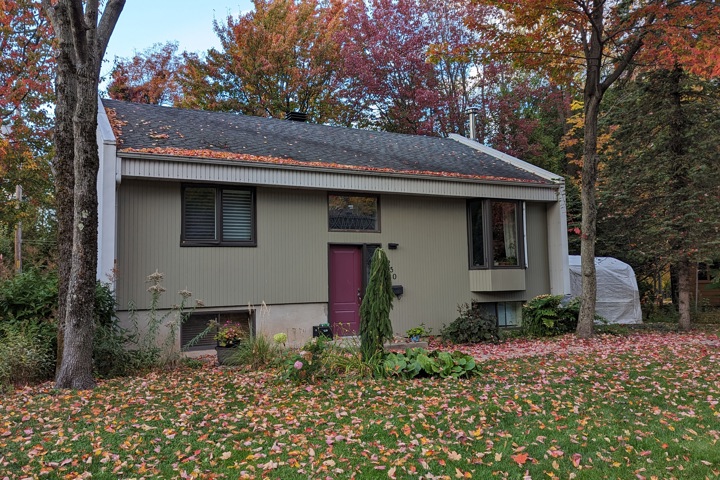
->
96, 99, 570, 349
693, 261, 720, 308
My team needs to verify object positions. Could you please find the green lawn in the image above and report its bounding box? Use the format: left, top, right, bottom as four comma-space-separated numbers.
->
1, 331, 718, 479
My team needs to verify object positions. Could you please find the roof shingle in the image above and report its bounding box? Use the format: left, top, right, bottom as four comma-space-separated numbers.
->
102, 99, 549, 184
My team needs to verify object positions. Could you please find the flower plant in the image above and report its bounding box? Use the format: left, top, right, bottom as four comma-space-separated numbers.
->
215, 322, 247, 347
284, 336, 327, 382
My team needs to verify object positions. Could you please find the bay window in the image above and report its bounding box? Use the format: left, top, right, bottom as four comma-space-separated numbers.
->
468, 199, 524, 268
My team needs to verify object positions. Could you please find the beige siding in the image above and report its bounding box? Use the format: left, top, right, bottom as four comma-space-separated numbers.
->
116, 180, 554, 334
366, 195, 469, 335
120, 156, 559, 201
524, 202, 551, 298
469, 269, 526, 292
116, 181, 328, 311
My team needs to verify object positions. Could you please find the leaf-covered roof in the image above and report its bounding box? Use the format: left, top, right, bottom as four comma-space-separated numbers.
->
102, 99, 551, 185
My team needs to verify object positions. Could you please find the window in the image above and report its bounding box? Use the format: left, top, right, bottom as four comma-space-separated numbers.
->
473, 302, 522, 328
698, 261, 720, 281
468, 199, 523, 268
491, 202, 519, 266
328, 194, 379, 231
181, 311, 251, 350
182, 185, 255, 246
496, 302, 522, 327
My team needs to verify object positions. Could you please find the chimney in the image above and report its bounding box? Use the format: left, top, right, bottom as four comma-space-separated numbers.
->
285, 111, 308, 122
465, 106, 481, 141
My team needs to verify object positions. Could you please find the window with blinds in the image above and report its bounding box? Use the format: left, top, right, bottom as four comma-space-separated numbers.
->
182, 185, 256, 246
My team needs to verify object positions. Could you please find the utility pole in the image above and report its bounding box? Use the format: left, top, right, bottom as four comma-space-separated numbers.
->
14, 184, 22, 274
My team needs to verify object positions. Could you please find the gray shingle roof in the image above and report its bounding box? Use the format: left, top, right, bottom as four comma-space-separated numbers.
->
102, 99, 549, 184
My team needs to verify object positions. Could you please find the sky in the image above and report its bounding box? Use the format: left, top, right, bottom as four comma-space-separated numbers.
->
102, 1, 254, 80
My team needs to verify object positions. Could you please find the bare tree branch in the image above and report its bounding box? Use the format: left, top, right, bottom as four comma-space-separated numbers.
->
66, 0, 88, 63
97, 0, 126, 62
600, 13, 655, 91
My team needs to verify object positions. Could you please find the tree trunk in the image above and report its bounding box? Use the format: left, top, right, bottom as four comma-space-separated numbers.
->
576, 3, 605, 339
577, 93, 601, 339
677, 259, 692, 331
668, 66, 692, 333
54, 59, 100, 390
45, 0, 126, 389
52, 3, 77, 375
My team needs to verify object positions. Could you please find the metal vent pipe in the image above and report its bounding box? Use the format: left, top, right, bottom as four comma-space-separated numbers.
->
465, 106, 481, 141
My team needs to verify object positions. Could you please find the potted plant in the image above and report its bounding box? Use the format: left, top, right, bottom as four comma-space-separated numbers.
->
215, 322, 247, 365
406, 323, 430, 342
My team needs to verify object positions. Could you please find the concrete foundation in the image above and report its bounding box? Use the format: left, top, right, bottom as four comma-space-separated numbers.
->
117, 302, 329, 355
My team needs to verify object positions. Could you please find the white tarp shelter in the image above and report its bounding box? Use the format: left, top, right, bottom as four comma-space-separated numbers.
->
568, 256, 642, 324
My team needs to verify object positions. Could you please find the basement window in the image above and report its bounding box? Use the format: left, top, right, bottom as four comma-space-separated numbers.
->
473, 302, 522, 328
181, 311, 252, 351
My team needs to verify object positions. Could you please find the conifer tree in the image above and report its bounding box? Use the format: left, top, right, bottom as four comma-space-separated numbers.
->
598, 68, 720, 330
359, 248, 394, 362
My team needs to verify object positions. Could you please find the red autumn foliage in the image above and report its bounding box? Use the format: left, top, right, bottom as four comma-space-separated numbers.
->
106, 42, 182, 106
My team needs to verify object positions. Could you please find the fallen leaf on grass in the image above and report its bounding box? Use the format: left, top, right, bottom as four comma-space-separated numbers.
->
448, 451, 462, 461
455, 467, 472, 478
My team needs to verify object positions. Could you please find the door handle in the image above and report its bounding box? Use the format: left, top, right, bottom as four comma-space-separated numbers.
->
357, 288, 362, 304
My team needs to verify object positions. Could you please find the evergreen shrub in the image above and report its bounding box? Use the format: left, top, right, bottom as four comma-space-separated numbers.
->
0, 270, 158, 384
359, 248, 394, 362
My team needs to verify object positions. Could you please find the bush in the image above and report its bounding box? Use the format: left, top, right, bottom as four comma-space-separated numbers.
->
283, 336, 380, 383
0, 321, 56, 389
441, 303, 498, 344
645, 304, 679, 323
92, 286, 148, 378
521, 294, 579, 337
284, 336, 327, 382
227, 333, 285, 369
0, 270, 155, 383
0, 270, 58, 388
92, 281, 132, 377
0, 269, 58, 322
384, 348, 481, 379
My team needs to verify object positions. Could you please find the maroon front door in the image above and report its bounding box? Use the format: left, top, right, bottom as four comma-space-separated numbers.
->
329, 245, 363, 335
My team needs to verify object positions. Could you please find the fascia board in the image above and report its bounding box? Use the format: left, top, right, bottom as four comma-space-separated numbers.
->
448, 133, 563, 183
